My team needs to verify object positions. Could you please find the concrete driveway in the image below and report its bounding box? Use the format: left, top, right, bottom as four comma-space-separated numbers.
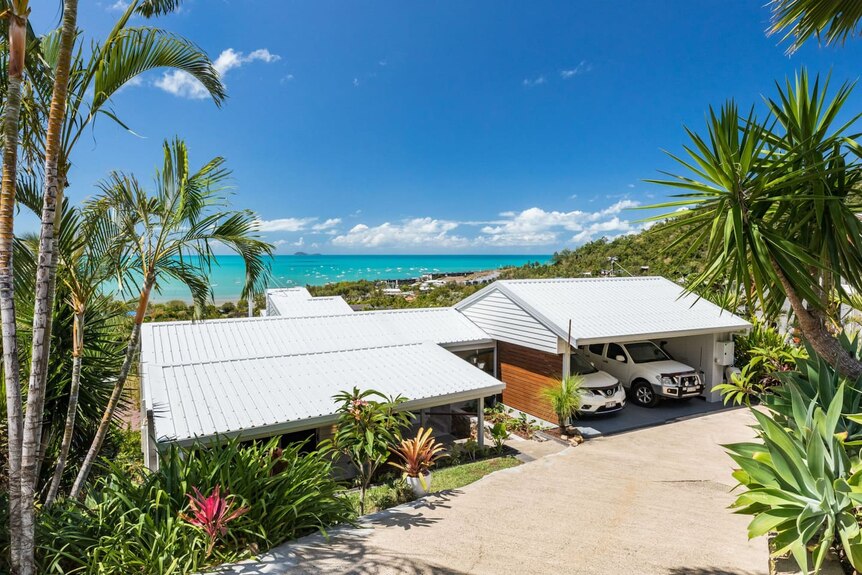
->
226, 408, 767, 575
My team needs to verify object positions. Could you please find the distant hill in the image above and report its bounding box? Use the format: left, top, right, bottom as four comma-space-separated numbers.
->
502, 221, 707, 281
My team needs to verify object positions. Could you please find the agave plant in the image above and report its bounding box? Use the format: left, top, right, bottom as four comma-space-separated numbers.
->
180, 485, 248, 558
389, 427, 447, 479
727, 384, 862, 573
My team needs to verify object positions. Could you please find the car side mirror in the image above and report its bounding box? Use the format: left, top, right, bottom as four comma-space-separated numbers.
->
615, 355, 626, 363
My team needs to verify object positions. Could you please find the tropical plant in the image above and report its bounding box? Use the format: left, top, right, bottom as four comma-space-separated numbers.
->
647, 71, 862, 382
70, 138, 272, 498
769, 0, 862, 52
1, 1, 31, 571
766, 337, 862, 446
389, 427, 447, 480
542, 375, 583, 432
181, 485, 249, 558
4, 0, 227, 568
727, 385, 862, 574
322, 387, 412, 514
1, 436, 352, 574
490, 421, 508, 454
40, 202, 125, 506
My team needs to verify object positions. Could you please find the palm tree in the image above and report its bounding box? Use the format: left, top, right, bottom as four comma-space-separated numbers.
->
8, 0, 225, 570
69, 138, 272, 498
769, 0, 862, 52
42, 204, 123, 506
647, 71, 862, 380
1, 1, 30, 571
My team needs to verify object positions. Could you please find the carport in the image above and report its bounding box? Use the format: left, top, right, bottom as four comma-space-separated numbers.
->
454, 277, 751, 422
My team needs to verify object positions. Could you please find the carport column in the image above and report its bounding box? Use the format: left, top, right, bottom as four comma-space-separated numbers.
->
562, 345, 571, 380
477, 396, 485, 449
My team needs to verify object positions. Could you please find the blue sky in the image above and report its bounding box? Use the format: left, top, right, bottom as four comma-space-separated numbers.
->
26, 1, 862, 254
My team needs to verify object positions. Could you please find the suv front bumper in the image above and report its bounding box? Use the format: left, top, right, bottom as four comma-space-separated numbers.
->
658, 383, 703, 398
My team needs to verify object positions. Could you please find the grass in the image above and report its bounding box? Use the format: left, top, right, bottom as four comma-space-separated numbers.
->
346, 455, 521, 515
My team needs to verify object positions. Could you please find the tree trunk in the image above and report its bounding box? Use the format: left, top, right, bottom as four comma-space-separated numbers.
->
2, 10, 28, 573
70, 276, 153, 499
771, 257, 862, 380
45, 310, 84, 506
19, 0, 78, 571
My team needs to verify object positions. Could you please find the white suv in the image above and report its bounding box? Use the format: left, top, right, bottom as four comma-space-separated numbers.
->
577, 341, 703, 408
570, 353, 626, 415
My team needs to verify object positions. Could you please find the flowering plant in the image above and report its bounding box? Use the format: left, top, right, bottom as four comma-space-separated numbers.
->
180, 484, 248, 557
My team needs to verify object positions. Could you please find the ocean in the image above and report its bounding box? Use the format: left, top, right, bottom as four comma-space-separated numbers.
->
148, 254, 550, 302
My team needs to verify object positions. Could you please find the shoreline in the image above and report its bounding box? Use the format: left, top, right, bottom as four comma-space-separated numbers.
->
148, 267, 506, 306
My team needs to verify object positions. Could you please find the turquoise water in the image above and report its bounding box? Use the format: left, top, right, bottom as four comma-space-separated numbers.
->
149, 254, 550, 302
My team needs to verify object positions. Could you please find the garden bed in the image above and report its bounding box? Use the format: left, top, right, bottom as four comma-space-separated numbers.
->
344, 455, 521, 515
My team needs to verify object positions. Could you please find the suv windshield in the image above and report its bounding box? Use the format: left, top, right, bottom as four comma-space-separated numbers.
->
626, 342, 670, 363
571, 354, 598, 375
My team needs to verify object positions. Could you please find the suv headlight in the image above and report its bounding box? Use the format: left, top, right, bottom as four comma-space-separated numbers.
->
658, 376, 675, 386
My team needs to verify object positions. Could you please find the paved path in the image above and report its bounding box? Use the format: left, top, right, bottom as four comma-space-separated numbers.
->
227, 408, 767, 575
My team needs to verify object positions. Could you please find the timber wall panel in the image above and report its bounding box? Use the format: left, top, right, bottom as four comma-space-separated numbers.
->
497, 341, 562, 423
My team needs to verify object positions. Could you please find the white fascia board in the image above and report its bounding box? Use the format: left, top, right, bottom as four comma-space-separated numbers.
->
573, 326, 751, 346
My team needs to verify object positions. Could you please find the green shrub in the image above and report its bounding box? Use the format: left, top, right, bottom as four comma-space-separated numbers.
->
19, 436, 352, 574
727, 385, 862, 573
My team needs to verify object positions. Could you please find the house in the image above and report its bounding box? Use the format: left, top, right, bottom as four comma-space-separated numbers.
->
140, 308, 499, 470
265, 287, 354, 317
455, 277, 750, 423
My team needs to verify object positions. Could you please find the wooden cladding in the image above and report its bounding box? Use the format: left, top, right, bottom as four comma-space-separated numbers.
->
497, 341, 562, 423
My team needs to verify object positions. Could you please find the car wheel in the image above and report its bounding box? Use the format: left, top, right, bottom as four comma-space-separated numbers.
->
631, 380, 659, 407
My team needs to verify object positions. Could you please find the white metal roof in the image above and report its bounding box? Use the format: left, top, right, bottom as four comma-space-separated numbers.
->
145, 342, 504, 446
141, 307, 491, 366
455, 277, 751, 346
266, 287, 354, 317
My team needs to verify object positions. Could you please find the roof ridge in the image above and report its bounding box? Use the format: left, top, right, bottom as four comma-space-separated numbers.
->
154, 340, 437, 368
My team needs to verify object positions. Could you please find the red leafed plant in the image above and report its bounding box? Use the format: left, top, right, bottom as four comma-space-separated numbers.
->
180, 485, 248, 557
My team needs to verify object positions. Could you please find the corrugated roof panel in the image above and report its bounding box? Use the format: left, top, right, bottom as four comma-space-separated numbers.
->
460, 277, 750, 344
148, 342, 504, 445
141, 307, 491, 366
266, 287, 354, 318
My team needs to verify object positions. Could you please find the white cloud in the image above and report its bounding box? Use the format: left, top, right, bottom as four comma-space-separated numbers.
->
312, 218, 341, 231
293, 237, 305, 247
156, 48, 281, 100
256, 217, 317, 232
273, 239, 288, 247
332, 218, 470, 249
352, 77, 360, 87
560, 61, 592, 79
476, 200, 640, 246
107, 0, 129, 11
522, 75, 545, 88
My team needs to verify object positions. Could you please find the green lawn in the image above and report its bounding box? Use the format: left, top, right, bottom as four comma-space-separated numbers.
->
347, 456, 521, 515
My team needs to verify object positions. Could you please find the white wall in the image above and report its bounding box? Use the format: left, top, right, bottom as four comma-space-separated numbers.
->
663, 332, 735, 403
458, 289, 559, 354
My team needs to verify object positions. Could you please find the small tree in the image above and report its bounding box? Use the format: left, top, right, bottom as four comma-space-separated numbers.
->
324, 388, 412, 514
542, 375, 583, 433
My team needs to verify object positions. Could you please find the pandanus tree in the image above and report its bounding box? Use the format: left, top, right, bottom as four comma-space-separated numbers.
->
70, 138, 272, 497
647, 71, 862, 381
769, 0, 862, 52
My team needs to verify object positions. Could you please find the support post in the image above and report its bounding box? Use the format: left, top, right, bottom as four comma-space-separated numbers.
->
477, 396, 485, 449
248, 295, 254, 318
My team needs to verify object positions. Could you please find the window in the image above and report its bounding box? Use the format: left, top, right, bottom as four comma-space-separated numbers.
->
626, 342, 671, 363
607, 343, 627, 363
588, 343, 605, 356
570, 353, 598, 375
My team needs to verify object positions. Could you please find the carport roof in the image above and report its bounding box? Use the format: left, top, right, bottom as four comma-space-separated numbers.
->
455, 277, 751, 345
